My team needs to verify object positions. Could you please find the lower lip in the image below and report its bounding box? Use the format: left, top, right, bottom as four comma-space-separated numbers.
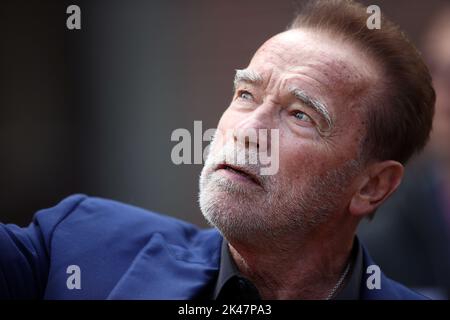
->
216, 168, 260, 186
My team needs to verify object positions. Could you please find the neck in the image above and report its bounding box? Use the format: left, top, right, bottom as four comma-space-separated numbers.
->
227, 216, 359, 299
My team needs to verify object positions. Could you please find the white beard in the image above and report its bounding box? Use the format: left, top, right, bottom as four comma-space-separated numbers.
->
198, 135, 360, 245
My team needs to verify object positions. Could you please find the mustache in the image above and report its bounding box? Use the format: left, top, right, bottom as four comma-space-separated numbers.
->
206, 141, 261, 166
205, 141, 273, 184
204, 129, 280, 176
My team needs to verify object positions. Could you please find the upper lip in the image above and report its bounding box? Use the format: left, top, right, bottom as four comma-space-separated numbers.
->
215, 162, 263, 188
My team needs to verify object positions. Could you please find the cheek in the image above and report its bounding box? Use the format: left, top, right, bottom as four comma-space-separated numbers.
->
276, 131, 353, 185
277, 138, 326, 182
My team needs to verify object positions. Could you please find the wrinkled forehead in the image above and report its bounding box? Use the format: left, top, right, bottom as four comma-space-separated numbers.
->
248, 29, 377, 99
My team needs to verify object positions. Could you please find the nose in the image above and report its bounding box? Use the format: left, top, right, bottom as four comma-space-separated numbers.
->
232, 102, 276, 152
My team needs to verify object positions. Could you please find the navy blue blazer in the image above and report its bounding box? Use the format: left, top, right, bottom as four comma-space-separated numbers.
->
0, 194, 425, 299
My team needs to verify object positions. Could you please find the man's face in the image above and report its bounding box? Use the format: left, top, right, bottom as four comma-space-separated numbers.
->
199, 29, 376, 243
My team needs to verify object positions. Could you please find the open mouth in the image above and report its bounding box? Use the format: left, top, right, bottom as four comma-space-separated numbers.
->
215, 163, 263, 187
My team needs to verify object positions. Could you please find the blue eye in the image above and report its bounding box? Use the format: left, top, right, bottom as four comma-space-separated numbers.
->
238, 91, 253, 101
294, 111, 312, 122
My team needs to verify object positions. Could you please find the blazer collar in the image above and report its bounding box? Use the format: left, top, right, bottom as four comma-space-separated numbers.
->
105, 229, 409, 300
107, 230, 222, 299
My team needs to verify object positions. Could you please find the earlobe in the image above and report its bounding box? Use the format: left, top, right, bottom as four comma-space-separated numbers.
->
349, 161, 404, 217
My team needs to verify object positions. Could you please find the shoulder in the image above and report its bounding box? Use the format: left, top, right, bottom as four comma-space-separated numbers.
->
360, 243, 429, 300
381, 276, 429, 300
33, 194, 221, 263
35, 194, 221, 298
35, 194, 207, 242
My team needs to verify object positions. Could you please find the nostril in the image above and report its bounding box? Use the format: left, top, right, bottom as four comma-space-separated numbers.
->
244, 136, 250, 149
233, 128, 262, 150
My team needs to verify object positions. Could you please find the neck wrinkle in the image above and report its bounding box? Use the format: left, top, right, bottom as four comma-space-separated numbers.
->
226, 217, 358, 299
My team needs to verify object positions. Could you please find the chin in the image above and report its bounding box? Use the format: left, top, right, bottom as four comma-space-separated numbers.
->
200, 188, 268, 235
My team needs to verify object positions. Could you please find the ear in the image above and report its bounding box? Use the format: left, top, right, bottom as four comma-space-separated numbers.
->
349, 160, 404, 218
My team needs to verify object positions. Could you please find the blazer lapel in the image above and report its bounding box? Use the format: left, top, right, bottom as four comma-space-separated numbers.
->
107, 232, 221, 299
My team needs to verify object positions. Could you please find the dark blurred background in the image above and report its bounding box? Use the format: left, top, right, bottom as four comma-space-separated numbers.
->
1, 0, 450, 298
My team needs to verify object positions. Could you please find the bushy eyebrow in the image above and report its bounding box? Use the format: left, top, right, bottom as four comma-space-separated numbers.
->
233, 69, 264, 90
232, 69, 334, 132
290, 87, 333, 130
